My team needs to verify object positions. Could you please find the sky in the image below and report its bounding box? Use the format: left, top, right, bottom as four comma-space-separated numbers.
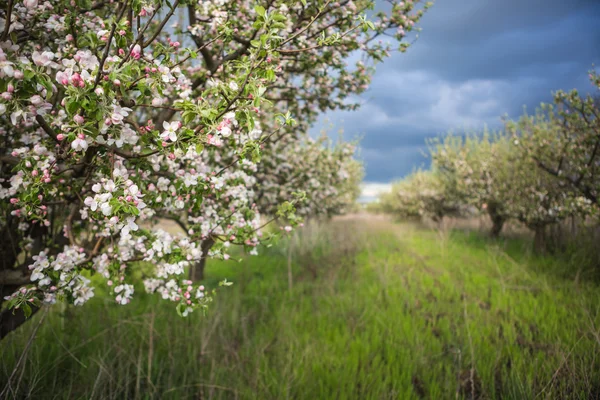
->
310, 0, 600, 202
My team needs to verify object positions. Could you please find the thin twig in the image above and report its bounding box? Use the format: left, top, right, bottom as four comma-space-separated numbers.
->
93, 0, 129, 89
142, 0, 180, 48
35, 115, 60, 144
280, 0, 332, 47
118, 5, 159, 67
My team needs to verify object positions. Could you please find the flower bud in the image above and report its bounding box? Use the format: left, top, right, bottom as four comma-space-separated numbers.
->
23, 0, 38, 8
30, 95, 43, 105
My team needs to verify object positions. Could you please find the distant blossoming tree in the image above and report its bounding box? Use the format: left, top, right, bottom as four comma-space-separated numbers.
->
377, 169, 464, 223
430, 130, 514, 237
511, 70, 600, 206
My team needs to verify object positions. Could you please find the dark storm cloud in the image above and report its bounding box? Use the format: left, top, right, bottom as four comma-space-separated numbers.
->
361, 145, 430, 179
312, 0, 600, 185
389, 9, 600, 83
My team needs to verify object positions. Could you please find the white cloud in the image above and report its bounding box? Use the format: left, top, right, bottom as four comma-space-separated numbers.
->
314, 71, 510, 142
368, 71, 509, 130
359, 181, 392, 203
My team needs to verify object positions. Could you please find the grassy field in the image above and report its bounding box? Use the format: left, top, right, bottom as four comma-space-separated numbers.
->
2, 217, 600, 399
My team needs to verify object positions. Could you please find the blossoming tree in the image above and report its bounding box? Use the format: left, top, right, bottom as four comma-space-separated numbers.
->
429, 126, 590, 242
0, 0, 431, 338
429, 130, 514, 237
511, 71, 600, 206
376, 169, 464, 223
154, 133, 364, 282
506, 105, 595, 249
254, 133, 363, 218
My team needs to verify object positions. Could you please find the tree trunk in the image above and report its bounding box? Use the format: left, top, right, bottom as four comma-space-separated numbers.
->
431, 214, 443, 228
0, 215, 22, 298
0, 305, 40, 340
1, 151, 89, 340
190, 257, 207, 281
0, 211, 72, 340
189, 237, 215, 281
490, 218, 504, 238
487, 203, 505, 238
490, 215, 506, 238
0, 217, 43, 340
533, 225, 546, 253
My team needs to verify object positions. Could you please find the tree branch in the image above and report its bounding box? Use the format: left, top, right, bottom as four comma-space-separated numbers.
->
142, 0, 180, 48
0, 269, 30, 286
94, 0, 129, 89
35, 115, 60, 144
1, 0, 13, 41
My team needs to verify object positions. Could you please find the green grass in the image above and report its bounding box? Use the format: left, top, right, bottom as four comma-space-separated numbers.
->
2, 219, 600, 399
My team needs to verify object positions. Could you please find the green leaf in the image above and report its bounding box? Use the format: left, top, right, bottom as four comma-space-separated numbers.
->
183, 111, 195, 125
66, 100, 81, 115
22, 302, 32, 318
40, 78, 54, 100
129, 204, 140, 216
254, 5, 266, 17
272, 13, 286, 22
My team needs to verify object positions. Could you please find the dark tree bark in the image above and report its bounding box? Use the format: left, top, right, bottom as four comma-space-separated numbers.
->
0, 305, 40, 340
490, 219, 504, 238
486, 202, 506, 238
0, 215, 46, 340
533, 225, 547, 253
431, 212, 443, 228
189, 237, 215, 281
0, 208, 71, 340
